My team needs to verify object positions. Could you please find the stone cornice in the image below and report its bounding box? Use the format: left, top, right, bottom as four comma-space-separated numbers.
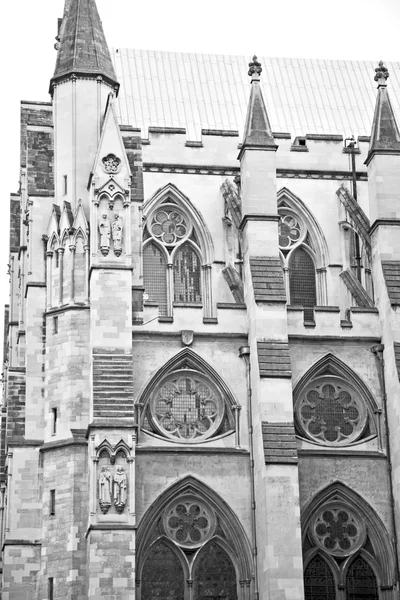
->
369, 218, 400, 235
143, 162, 368, 180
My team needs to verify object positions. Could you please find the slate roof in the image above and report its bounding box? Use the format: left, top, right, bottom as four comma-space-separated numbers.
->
257, 341, 291, 378
52, 0, 118, 88
112, 49, 400, 140
250, 258, 286, 303
262, 422, 298, 464
382, 262, 400, 306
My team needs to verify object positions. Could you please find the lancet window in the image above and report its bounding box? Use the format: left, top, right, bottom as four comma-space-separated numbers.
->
302, 484, 395, 600
278, 209, 317, 321
137, 478, 252, 600
142, 185, 214, 320
143, 205, 202, 316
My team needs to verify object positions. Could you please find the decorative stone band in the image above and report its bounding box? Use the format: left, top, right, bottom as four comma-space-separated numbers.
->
394, 344, 400, 382
250, 257, 286, 303
382, 262, 400, 306
92, 350, 134, 419
143, 163, 368, 180
262, 422, 298, 464
339, 268, 374, 308
336, 185, 371, 256
257, 341, 292, 378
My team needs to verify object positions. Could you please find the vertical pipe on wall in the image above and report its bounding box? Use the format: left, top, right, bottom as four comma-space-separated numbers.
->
238, 346, 259, 600
371, 344, 400, 583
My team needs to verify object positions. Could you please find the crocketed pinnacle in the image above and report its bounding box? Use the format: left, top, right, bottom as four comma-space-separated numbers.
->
366, 61, 400, 163
241, 56, 276, 150
50, 0, 118, 92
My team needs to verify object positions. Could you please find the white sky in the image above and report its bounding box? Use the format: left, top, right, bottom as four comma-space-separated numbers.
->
0, 0, 399, 354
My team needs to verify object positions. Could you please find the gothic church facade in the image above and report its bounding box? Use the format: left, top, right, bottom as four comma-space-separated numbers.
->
3, 1, 400, 599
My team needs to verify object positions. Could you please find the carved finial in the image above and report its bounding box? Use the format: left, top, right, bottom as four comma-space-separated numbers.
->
248, 55, 262, 80
374, 60, 389, 87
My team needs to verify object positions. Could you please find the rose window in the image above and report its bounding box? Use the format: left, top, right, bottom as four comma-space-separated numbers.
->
151, 209, 188, 245
149, 371, 224, 442
164, 498, 215, 548
297, 378, 367, 445
312, 506, 364, 556
278, 213, 302, 248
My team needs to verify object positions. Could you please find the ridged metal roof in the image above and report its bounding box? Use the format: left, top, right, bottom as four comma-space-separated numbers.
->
112, 49, 400, 141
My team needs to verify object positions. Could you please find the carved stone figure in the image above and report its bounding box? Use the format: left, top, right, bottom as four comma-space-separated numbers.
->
113, 466, 127, 513
99, 213, 111, 256
112, 213, 123, 257
99, 466, 112, 514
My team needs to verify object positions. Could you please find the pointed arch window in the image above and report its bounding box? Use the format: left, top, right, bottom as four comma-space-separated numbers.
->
278, 209, 317, 320
141, 541, 185, 600
137, 482, 249, 600
143, 203, 204, 317
304, 555, 336, 600
346, 556, 379, 600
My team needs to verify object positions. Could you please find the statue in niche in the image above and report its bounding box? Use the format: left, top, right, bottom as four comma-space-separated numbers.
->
99, 466, 112, 514
99, 213, 111, 256
113, 466, 127, 513
112, 213, 123, 257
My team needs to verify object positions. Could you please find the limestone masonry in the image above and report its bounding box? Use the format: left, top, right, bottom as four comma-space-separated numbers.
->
3, 1, 400, 599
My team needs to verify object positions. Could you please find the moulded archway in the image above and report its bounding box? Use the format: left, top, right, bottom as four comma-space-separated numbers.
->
136, 475, 253, 588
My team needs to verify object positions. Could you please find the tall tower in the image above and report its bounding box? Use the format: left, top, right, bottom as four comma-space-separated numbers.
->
50, 0, 119, 211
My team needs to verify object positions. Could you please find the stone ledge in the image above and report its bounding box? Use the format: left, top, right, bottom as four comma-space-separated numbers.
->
136, 446, 249, 454
262, 422, 298, 464
257, 341, 292, 378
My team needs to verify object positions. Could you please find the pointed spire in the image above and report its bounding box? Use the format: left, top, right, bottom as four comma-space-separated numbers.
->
366, 61, 400, 164
240, 56, 277, 153
50, 0, 119, 94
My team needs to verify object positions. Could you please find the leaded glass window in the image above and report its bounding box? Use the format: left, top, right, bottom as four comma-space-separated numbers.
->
346, 557, 379, 600
143, 203, 203, 315
141, 541, 185, 600
296, 377, 367, 446
304, 555, 336, 600
311, 506, 365, 557
148, 370, 225, 442
278, 208, 317, 319
143, 242, 168, 315
289, 247, 316, 320
174, 244, 202, 303
194, 542, 238, 600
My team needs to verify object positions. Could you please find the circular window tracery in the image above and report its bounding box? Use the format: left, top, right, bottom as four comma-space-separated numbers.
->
312, 505, 365, 556
164, 497, 216, 548
278, 213, 303, 249
149, 370, 225, 442
150, 207, 188, 245
296, 377, 367, 446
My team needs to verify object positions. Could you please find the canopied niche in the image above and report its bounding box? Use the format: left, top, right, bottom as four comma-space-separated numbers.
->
89, 437, 135, 523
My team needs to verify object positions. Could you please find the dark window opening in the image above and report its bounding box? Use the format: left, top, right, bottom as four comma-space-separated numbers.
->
304, 555, 335, 600
194, 541, 238, 600
48, 578, 54, 600
141, 541, 184, 600
50, 490, 56, 516
173, 244, 202, 304
63, 175, 67, 195
53, 316, 58, 335
51, 408, 57, 435
346, 556, 378, 600
289, 247, 317, 321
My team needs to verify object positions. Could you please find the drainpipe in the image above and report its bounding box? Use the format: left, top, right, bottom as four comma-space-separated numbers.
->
239, 346, 259, 600
371, 344, 400, 586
